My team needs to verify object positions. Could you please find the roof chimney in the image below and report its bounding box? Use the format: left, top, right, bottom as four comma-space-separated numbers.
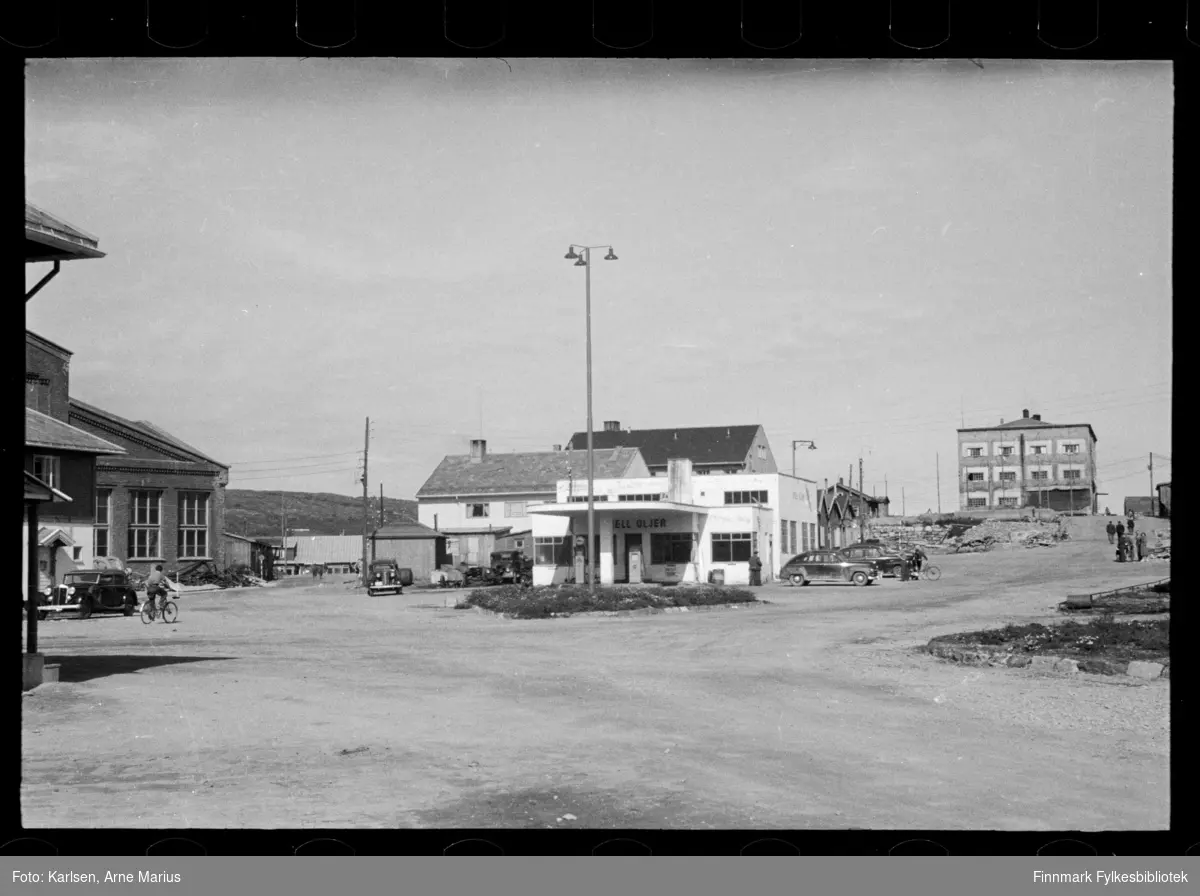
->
469, 439, 486, 463
1032, 414, 1041, 421
1022, 409, 1030, 418
552, 444, 562, 452
604, 420, 619, 432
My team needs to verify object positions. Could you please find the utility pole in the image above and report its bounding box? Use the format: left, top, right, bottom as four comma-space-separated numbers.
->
379, 482, 384, 528
280, 491, 286, 573
936, 453, 942, 514
1148, 452, 1154, 511
902, 486, 906, 518
859, 456, 865, 542
361, 417, 369, 582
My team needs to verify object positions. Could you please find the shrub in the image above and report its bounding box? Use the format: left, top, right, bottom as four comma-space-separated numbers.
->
460, 584, 758, 619
936, 618, 1168, 660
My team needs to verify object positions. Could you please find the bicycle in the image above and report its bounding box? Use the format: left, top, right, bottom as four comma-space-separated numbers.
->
140, 590, 178, 624
912, 563, 942, 581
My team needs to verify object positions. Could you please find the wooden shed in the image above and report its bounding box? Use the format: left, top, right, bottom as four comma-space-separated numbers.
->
371, 520, 444, 584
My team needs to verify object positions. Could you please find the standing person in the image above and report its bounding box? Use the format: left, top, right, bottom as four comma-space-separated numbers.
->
1115, 519, 1125, 544
1105, 520, 1116, 544
1136, 530, 1147, 561
910, 545, 927, 576
748, 552, 763, 587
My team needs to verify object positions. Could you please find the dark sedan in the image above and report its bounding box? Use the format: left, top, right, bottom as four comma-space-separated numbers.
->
838, 544, 909, 577
40, 569, 139, 619
781, 551, 878, 587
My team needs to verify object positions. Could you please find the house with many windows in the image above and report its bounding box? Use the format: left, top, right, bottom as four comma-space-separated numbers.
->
527, 458, 817, 586
957, 409, 1098, 514
415, 439, 649, 566
67, 399, 230, 573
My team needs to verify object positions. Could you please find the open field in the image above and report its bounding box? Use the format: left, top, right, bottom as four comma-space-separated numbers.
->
21, 516, 1169, 830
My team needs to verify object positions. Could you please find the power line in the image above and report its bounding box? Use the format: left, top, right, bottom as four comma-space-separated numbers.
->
228, 457, 366, 474
228, 451, 361, 467
230, 466, 358, 482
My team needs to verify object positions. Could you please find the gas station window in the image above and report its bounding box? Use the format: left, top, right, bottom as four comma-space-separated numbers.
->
651, 533, 694, 563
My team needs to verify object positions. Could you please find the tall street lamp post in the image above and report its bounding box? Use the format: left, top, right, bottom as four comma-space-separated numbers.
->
791, 440, 817, 478
564, 243, 618, 593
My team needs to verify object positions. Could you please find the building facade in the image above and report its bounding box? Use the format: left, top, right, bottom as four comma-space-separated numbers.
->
1156, 482, 1171, 518
370, 521, 444, 583
564, 422, 778, 476
956, 410, 1098, 514
528, 459, 817, 587
416, 439, 649, 566
68, 399, 230, 573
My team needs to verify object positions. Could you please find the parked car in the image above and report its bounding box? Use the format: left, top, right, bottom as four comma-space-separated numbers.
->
489, 550, 532, 586
838, 544, 909, 577
366, 560, 413, 596
461, 564, 499, 587
781, 550, 878, 586
40, 569, 139, 619
431, 566, 466, 588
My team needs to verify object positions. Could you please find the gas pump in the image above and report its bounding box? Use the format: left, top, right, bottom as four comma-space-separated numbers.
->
573, 536, 587, 585
628, 547, 643, 584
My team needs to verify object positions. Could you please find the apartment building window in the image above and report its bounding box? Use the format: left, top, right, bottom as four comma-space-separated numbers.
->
1064, 470, 1082, 480
1063, 444, 1080, 454
998, 472, 1016, 482
724, 490, 768, 505
967, 498, 988, 508
94, 488, 111, 559
504, 501, 527, 518
1031, 471, 1049, 481
129, 490, 163, 559
651, 533, 694, 564
999, 447, 1014, 456
998, 497, 1019, 507
467, 503, 490, 518
178, 491, 210, 559
32, 455, 60, 488
967, 447, 982, 457
712, 532, 752, 562
966, 472, 985, 482
1031, 446, 1045, 455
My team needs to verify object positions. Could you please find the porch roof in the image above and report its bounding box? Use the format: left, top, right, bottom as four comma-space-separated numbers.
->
528, 499, 710, 517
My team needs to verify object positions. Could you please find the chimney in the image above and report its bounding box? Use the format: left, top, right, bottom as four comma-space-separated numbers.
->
469, 439, 486, 463
1022, 409, 1030, 418
604, 420, 620, 432
1032, 414, 1041, 421
552, 444, 562, 452
838, 477, 844, 486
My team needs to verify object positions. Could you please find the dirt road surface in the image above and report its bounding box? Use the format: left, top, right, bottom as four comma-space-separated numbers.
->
22, 515, 1169, 829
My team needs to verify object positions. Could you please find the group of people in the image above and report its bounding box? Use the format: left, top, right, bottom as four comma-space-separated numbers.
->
1106, 517, 1148, 562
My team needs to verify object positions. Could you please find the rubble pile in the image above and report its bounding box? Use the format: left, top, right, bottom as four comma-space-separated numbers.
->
942, 518, 1066, 553
176, 561, 264, 589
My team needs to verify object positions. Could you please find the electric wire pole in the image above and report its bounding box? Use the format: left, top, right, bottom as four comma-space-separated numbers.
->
361, 417, 369, 583
1148, 453, 1154, 513
936, 453, 942, 514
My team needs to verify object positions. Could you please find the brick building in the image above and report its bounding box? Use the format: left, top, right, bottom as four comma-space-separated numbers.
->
956, 409, 1098, 514
66, 399, 230, 574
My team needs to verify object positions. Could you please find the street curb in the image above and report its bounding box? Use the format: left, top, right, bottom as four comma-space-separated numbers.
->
922, 640, 1169, 680
460, 600, 772, 620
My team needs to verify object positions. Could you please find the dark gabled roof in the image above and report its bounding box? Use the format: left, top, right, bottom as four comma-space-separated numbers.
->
69, 399, 228, 469
373, 520, 442, 540
417, 447, 643, 497
26, 408, 126, 455
564, 424, 762, 467
25, 202, 105, 262
26, 329, 73, 359
823, 482, 887, 504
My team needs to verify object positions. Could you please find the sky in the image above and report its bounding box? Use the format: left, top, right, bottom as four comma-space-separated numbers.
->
25, 58, 1172, 512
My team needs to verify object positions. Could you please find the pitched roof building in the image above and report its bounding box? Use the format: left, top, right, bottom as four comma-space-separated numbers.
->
563, 422, 777, 475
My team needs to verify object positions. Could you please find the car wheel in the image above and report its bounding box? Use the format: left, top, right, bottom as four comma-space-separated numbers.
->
78, 597, 93, 619
789, 571, 805, 586
851, 571, 869, 586
38, 611, 48, 621
123, 601, 135, 616
891, 564, 905, 577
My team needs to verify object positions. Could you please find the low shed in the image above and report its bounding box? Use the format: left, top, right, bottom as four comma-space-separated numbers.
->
371, 520, 444, 583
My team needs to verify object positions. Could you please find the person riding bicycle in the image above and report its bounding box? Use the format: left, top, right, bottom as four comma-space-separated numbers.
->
909, 545, 927, 576
145, 564, 176, 610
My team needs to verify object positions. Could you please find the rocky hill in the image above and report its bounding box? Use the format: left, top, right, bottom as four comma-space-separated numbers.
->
225, 489, 419, 538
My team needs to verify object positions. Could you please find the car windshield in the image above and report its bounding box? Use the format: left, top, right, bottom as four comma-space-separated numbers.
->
63, 572, 101, 584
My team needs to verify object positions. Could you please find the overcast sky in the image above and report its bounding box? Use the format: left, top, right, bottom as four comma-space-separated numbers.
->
25, 58, 1172, 512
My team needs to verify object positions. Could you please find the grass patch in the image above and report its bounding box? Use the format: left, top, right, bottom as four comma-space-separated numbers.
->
459, 584, 759, 619
935, 617, 1168, 662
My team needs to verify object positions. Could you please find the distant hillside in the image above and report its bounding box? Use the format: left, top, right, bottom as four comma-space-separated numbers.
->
225, 489, 419, 537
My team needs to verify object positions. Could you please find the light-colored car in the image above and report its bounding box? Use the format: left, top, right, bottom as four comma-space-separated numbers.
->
781, 551, 878, 587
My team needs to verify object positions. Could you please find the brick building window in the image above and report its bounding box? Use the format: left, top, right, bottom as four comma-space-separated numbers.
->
967, 498, 987, 508
129, 490, 163, 559
1063, 470, 1082, 480
1063, 444, 1080, 454
967, 447, 982, 457
178, 492, 210, 559
998, 497, 1019, 507
999, 447, 1014, 456
998, 472, 1016, 482
1031, 471, 1048, 480
94, 488, 111, 558
966, 472, 985, 482
33, 455, 60, 489
711, 532, 752, 562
